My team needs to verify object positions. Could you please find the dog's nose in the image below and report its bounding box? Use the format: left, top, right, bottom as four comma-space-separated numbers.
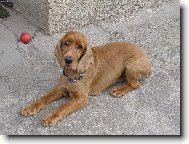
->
64, 56, 73, 65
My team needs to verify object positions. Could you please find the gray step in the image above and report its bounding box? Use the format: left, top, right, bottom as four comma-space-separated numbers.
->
13, 0, 178, 34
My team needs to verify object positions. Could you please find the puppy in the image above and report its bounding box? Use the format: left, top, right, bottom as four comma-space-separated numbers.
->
20, 31, 151, 126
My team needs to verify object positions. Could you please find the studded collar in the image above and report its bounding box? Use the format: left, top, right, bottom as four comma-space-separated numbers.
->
62, 67, 85, 83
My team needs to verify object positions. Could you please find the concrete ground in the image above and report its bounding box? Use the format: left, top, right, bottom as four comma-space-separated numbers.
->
0, 2, 180, 135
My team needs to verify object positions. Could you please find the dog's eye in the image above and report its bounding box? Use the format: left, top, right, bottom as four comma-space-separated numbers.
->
64, 41, 69, 47
77, 45, 83, 50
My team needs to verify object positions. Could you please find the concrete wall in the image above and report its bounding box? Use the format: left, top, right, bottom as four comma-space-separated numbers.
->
13, 0, 178, 34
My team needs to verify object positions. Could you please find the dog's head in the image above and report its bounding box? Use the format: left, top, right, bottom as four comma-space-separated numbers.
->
54, 31, 93, 72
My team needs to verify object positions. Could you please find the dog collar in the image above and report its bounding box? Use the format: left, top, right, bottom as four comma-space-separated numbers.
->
62, 67, 85, 83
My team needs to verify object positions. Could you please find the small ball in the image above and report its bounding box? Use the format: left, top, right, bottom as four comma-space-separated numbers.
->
20, 32, 32, 44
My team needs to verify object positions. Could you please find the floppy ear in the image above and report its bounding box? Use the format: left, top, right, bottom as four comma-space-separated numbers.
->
77, 46, 93, 73
54, 39, 63, 66
54, 38, 64, 53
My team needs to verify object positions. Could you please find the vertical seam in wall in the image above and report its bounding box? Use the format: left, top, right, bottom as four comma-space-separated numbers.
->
47, 0, 51, 34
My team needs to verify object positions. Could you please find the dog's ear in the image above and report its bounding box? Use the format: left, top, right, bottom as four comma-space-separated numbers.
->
77, 46, 93, 73
54, 37, 64, 55
54, 39, 63, 65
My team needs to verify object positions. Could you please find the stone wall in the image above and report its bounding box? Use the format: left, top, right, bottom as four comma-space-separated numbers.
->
13, 0, 178, 34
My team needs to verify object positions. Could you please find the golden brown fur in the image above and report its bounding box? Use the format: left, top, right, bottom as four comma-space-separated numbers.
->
20, 31, 151, 126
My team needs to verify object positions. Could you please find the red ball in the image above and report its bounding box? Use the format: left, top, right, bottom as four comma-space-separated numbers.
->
20, 32, 31, 44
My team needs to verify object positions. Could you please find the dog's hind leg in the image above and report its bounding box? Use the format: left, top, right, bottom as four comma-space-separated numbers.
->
111, 80, 140, 97
111, 55, 151, 97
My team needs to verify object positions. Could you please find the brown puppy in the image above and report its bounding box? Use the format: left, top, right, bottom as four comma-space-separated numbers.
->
20, 31, 151, 126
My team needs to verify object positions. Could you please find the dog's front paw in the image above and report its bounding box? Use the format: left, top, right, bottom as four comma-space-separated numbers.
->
42, 113, 60, 127
20, 104, 40, 116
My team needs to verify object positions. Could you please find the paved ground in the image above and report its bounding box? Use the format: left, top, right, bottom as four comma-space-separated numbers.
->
0, 2, 180, 135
